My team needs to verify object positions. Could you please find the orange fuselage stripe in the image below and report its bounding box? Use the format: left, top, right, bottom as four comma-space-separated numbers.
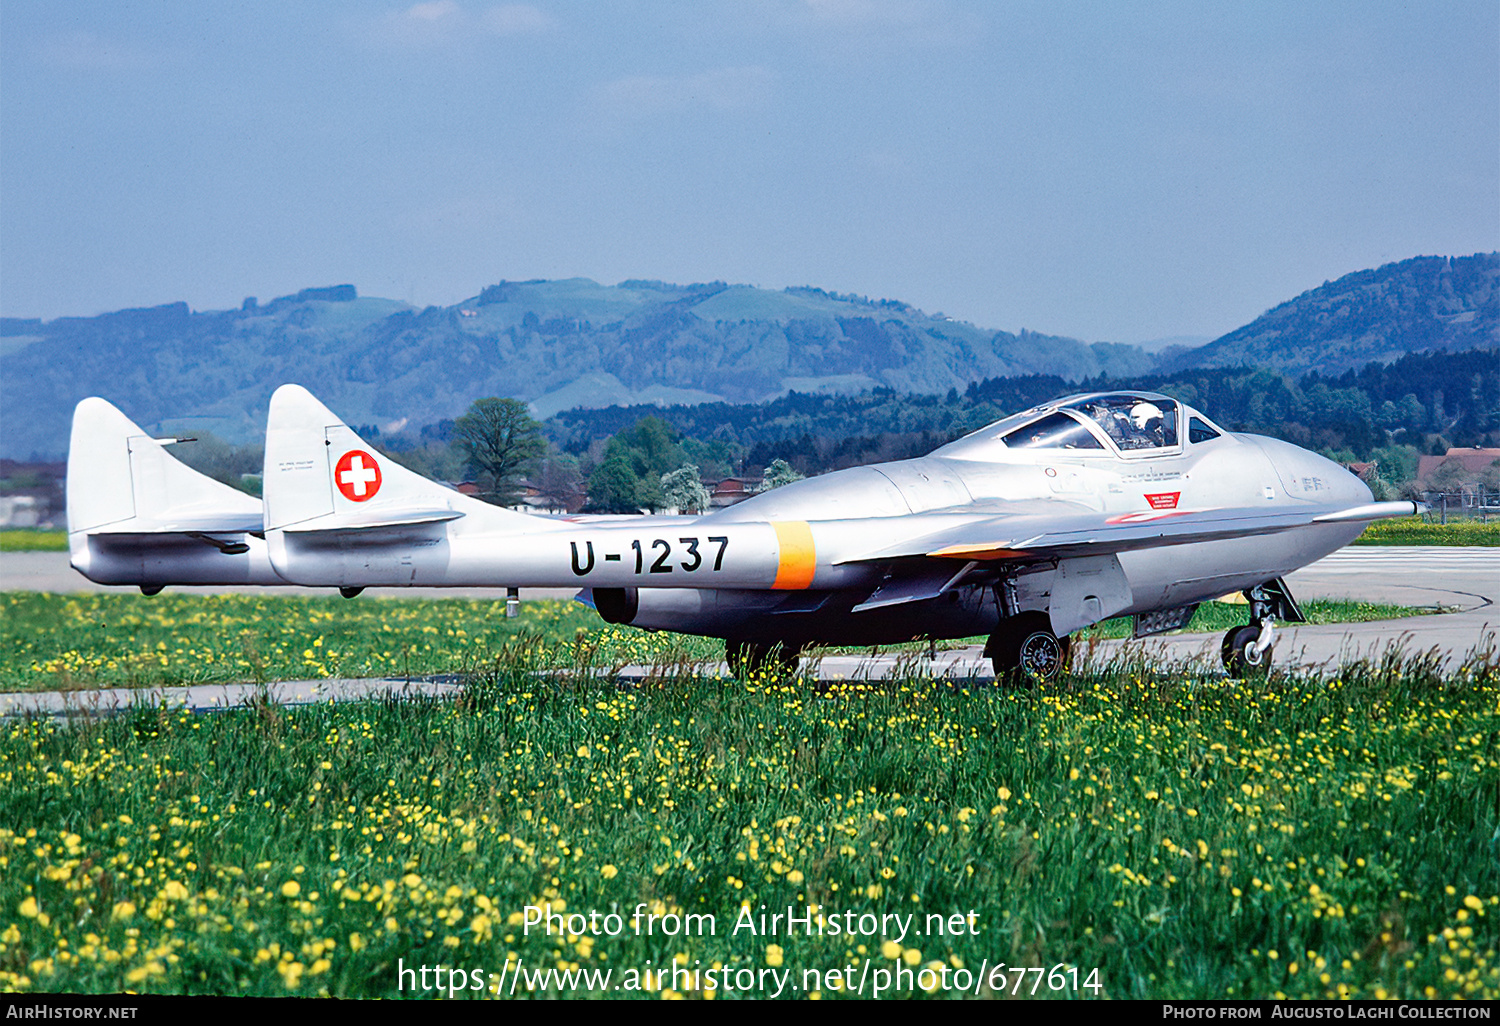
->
771, 521, 817, 589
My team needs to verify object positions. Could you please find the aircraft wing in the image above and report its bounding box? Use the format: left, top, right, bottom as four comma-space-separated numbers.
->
837, 500, 1422, 564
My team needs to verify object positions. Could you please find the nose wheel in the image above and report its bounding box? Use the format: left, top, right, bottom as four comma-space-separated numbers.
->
1220, 580, 1298, 676
987, 612, 1072, 685
1221, 621, 1275, 676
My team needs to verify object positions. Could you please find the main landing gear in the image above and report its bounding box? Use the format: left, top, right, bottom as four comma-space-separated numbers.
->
986, 611, 1072, 685
1220, 578, 1305, 676
726, 641, 801, 679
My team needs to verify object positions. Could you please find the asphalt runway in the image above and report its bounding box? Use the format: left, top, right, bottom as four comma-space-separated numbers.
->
2, 547, 1496, 717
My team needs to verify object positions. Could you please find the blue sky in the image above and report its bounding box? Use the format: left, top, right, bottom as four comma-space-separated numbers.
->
2, 1, 1495, 342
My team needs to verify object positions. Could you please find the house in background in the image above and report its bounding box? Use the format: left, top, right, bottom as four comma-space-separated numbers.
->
0, 460, 65, 528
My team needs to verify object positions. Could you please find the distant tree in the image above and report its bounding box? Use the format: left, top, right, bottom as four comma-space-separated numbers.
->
661, 464, 710, 514
172, 433, 263, 496
585, 452, 643, 513
537, 456, 585, 512
1369, 444, 1419, 485
761, 458, 804, 491
452, 398, 545, 506
616, 416, 684, 479
383, 441, 464, 483
681, 437, 742, 480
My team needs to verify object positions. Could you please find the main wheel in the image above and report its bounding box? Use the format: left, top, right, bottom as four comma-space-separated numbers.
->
1221, 624, 1273, 676
988, 613, 1071, 685
726, 641, 800, 679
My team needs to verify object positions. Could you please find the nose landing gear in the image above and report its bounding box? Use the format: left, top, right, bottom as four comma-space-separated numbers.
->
1220, 578, 1304, 676
1221, 620, 1276, 676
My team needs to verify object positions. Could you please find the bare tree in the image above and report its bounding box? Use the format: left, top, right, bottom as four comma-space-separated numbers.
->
452, 398, 545, 507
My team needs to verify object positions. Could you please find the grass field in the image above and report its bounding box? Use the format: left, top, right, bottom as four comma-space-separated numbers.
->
0, 648, 1495, 999
0, 529, 67, 552
1352, 519, 1500, 546
1, 594, 1496, 1000
1, 593, 1424, 694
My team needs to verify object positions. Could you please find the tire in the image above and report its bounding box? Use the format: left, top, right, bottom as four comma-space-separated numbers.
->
989, 613, 1071, 685
726, 641, 800, 679
1221, 624, 1272, 676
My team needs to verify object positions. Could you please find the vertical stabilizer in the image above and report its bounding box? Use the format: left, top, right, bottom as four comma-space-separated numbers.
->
263, 384, 538, 533
65, 397, 275, 587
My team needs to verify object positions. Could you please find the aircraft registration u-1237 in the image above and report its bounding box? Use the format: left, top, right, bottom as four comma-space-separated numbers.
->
67, 385, 1421, 681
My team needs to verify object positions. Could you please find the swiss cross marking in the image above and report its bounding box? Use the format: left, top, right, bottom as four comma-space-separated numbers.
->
335, 449, 382, 502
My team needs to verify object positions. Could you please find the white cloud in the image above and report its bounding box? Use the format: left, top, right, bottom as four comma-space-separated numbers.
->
408, 1, 462, 22
481, 4, 555, 35
368, 2, 554, 48
755, 0, 980, 49
597, 66, 775, 118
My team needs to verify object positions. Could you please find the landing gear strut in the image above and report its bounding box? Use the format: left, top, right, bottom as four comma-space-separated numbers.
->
986, 612, 1071, 685
726, 641, 801, 678
1220, 578, 1303, 676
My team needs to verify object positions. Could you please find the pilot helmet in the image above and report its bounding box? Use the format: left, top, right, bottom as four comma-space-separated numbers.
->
1130, 402, 1163, 429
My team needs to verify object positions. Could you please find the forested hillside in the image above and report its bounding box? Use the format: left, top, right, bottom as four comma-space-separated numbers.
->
3, 253, 1494, 460
0, 280, 1145, 459
1165, 254, 1498, 376
546, 349, 1500, 476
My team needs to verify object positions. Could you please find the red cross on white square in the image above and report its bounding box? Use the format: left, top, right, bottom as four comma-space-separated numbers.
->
335, 449, 382, 502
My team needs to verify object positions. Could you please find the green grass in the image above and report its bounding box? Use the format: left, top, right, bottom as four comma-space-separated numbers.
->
1352, 518, 1500, 546
0, 647, 1496, 999
0, 594, 1425, 695
1077, 598, 1424, 640
0, 593, 722, 694
0, 529, 66, 552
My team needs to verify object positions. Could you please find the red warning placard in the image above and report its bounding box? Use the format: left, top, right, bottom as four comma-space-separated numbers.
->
1144, 492, 1180, 510
335, 449, 382, 502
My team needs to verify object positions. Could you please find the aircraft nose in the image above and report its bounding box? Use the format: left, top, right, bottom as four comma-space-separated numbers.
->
1256, 437, 1372, 504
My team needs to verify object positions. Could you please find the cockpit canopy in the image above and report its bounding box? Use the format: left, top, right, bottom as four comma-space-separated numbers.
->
934, 391, 1223, 461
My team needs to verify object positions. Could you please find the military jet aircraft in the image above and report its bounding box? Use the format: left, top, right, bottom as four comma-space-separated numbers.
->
66, 385, 1419, 681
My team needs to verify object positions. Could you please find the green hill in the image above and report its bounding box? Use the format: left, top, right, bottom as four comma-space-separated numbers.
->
0, 280, 1149, 459
1166, 253, 1499, 376
4, 254, 1494, 460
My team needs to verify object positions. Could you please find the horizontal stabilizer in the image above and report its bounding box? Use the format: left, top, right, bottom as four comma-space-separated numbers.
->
281, 508, 464, 533
88, 512, 264, 535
